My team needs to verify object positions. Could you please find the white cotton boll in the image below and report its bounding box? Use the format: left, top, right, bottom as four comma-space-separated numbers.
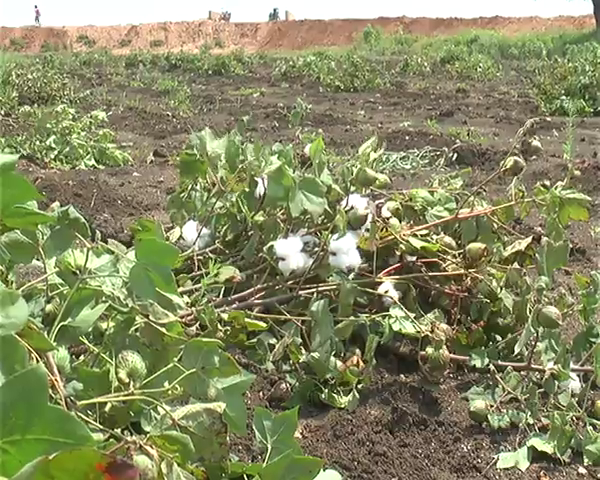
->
329, 250, 362, 271
278, 251, 313, 277
181, 220, 212, 251
254, 176, 267, 199
567, 374, 582, 395
329, 230, 360, 254
377, 281, 399, 307
273, 235, 314, 276
273, 236, 304, 259
304, 144, 311, 157
340, 194, 370, 216
328, 231, 362, 271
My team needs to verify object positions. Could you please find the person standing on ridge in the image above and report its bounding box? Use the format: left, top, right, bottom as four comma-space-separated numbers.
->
34, 5, 41, 26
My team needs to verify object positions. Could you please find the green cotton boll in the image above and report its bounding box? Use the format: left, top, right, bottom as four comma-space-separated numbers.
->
116, 350, 147, 386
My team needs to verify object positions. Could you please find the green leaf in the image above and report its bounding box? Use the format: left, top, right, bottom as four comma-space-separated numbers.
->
260, 453, 324, 480
160, 460, 195, 480
0, 334, 30, 384
468, 348, 489, 368
149, 432, 195, 464
10, 447, 108, 480
43, 206, 90, 258
0, 231, 38, 266
266, 164, 294, 202
17, 321, 56, 352
0, 171, 42, 218
496, 446, 531, 472
583, 438, 600, 466
135, 238, 180, 269
181, 339, 254, 436
2, 205, 55, 230
309, 299, 334, 361
503, 236, 534, 259
514, 320, 534, 356
130, 218, 166, 241
0, 288, 29, 335
216, 265, 241, 283
72, 366, 111, 400
253, 406, 302, 464
57, 302, 108, 343
527, 433, 554, 455
0, 152, 19, 171
213, 371, 256, 435
536, 237, 568, 283
388, 306, 423, 337
289, 177, 327, 220
155, 402, 229, 478
129, 263, 180, 309
0, 365, 95, 477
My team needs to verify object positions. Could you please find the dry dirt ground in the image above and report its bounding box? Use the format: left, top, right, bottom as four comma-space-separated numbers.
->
15, 68, 600, 480
5, 14, 600, 480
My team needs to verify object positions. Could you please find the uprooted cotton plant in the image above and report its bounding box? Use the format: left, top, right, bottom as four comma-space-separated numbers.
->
165, 125, 599, 470
1, 120, 599, 479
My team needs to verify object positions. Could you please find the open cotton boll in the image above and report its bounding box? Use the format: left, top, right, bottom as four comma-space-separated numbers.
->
340, 194, 370, 216
273, 236, 304, 259
328, 231, 362, 271
273, 235, 314, 276
254, 176, 268, 199
278, 251, 313, 276
181, 220, 212, 251
377, 281, 400, 307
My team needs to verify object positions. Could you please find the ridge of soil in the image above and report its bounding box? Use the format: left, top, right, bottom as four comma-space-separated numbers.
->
1, 14, 596, 53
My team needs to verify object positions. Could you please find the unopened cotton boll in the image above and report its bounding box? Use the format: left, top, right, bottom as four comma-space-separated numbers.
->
254, 176, 268, 199
181, 220, 212, 251
377, 281, 399, 307
328, 231, 362, 271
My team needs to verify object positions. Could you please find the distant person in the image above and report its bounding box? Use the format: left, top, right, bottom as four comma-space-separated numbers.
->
34, 5, 41, 26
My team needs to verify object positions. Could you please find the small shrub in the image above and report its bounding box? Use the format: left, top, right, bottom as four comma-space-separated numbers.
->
149, 39, 165, 49
9, 37, 27, 52
76, 34, 96, 49
2, 105, 131, 169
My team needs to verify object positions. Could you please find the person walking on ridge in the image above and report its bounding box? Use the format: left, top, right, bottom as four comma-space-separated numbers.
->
34, 5, 41, 26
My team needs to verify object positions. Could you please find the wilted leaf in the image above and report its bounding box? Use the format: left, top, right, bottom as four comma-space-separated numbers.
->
496, 445, 531, 472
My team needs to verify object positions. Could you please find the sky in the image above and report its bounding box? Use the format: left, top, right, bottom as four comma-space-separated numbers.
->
0, 0, 594, 27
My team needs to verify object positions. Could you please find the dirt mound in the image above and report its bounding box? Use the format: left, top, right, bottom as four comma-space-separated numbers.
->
0, 14, 596, 53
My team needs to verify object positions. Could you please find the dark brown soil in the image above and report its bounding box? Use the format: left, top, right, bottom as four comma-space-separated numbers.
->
15, 67, 600, 479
